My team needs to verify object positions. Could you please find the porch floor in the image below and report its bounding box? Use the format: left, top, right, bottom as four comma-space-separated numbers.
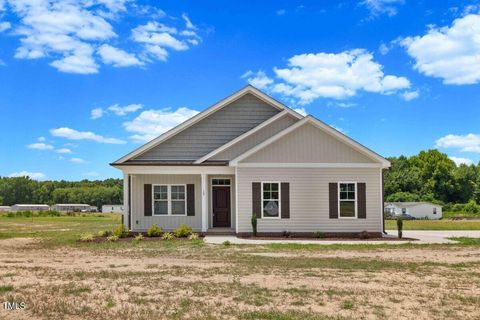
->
205, 228, 235, 235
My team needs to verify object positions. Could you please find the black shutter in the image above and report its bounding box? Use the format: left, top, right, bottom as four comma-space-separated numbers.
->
329, 183, 338, 219
187, 184, 195, 216
252, 182, 261, 219
357, 183, 366, 219
281, 182, 290, 219
144, 184, 152, 216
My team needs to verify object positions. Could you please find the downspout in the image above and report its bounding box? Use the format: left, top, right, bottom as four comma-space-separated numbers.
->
382, 168, 386, 235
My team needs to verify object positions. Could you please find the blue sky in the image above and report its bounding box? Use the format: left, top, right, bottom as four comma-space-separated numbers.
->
1, 0, 480, 181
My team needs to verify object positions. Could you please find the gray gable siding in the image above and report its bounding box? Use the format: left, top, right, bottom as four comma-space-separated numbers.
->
211, 114, 299, 161
133, 94, 280, 161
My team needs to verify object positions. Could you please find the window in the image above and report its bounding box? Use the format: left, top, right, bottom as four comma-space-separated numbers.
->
212, 179, 230, 186
339, 183, 356, 218
402, 208, 406, 214
153, 185, 186, 216
262, 182, 280, 218
433, 208, 437, 214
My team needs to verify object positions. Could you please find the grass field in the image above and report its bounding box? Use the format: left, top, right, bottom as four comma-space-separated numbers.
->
0, 215, 480, 319
385, 219, 480, 230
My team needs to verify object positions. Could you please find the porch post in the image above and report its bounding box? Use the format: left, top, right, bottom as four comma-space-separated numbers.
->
201, 173, 208, 232
122, 172, 130, 230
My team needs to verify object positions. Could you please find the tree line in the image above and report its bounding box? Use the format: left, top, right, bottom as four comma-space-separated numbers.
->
0, 177, 122, 209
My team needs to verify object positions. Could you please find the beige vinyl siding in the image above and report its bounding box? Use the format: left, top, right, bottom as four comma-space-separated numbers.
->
237, 167, 382, 233
130, 174, 202, 231
207, 175, 236, 229
211, 114, 299, 161
242, 122, 375, 163
133, 94, 279, 161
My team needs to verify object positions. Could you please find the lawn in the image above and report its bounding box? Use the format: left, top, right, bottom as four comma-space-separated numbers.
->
0, 215, 479, 319
385, 219, 480, 230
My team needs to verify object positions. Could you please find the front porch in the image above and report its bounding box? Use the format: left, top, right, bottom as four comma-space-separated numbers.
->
122, 166, 237, 233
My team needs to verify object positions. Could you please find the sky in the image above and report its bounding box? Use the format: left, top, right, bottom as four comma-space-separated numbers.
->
1, 0, 480, 181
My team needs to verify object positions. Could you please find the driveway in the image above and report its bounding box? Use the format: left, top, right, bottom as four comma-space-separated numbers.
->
204, 230, 480, 245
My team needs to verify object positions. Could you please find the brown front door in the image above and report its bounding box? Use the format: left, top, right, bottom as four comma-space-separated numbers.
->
212, 186, 231, 228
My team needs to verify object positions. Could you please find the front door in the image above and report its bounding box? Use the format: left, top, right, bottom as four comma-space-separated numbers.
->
212, 186, 231, 227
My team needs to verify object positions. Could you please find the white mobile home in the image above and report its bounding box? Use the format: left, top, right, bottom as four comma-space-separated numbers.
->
11, 204, 50, 211
52, 204, 97, 212
385, 202, 442, 220
102, 205, 124, 214
0, 206, 12, 212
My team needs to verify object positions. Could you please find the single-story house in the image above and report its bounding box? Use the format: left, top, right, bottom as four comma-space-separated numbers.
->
385, 202, 442, 220
11, 204, 50, 211
0, 206, 12, 212
102, 205, 124, 214
112, 86, 391, 236
52, 204, 97, 212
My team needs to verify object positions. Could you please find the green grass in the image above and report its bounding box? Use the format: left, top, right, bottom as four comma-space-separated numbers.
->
448, 237, 480, 245
443, 211, 480, 219
0, 285, 14, 293
385, 219, 480, 230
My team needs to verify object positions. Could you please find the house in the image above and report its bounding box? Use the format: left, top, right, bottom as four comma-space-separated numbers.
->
385, 202, 442, 220
11, 204, 50, 211
111, 86, 391, 236
0, 206, 11, 212
102, 205, 124, 214
52, 204, 97, 212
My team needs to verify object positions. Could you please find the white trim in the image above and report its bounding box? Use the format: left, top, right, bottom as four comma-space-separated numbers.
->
261, 181, 281, 219
229, 116, 391, 168
236, 163, 383, 168
114, 86, 301, 164
114, 165, 234, 175
338, 182, 357, 219
152, 184, 187, 216
210, 177, 233, 228
194, 110, 302, 164
123, 173, 129, 229
235, 167, 239, 233
201, 174, 208, 232
380, 168, 384, 233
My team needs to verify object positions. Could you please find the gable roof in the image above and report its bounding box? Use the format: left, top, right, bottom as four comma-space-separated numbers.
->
229, 115, 391, 168
113, 85, 304, 164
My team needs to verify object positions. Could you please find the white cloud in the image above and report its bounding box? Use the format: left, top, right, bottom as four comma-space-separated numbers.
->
276, 9, 286, 16
70, 157, 85, 163
37, 136, 46, 142
8, 171, 46, 180
0, 21, 10, 32
361, 0, 404, 17
56, 148, 72, 154
97, 44, 143, 67
450, 156, 474, 166
182, 13, 197, 30
91, 107, 104, 119
241, 70, 273, 89
244, 49, 412, 105
108, 103, 142, 116
50, 127, 126, 144
27, 142, 54, 150
401, 14, 480, 85
293, 107, 307, 116
401, 90, 420, 101
379, 43, 390, 55
123, 107, 199, 142
436, 133, 480, 153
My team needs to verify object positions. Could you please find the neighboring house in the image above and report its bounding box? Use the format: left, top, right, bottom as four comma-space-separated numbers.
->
52, 204, 97, 212
385, 202, 442, 220
112, 86, 391, 236
11, 204, 50, 211
0, 206, 12, 212
102, 205, 124, 214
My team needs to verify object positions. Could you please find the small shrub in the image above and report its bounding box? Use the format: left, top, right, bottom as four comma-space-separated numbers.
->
251, 213, 258, 236
283, 230, 291, 238
314, 231, 325, 239
98, 230, 112, 237
174, 224, 193, 238
79, 233, 95, 242
223, 240, 231, 246
134, 233, 144, 241
113, 224, 128, 238
147, 224, 163, 237
397, 218, 403, 239
107, 235, 119, 242
162, 232, 175, 240
188, 233, 199, 240
359, 230, 369, 239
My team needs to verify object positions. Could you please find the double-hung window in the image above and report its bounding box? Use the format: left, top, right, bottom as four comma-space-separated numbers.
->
262, 182, 280, 218
339, 182, 356, 218
153, 185, 186, 216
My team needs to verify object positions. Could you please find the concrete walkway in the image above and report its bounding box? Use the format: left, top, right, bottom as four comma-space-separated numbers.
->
204, 230, 480, 245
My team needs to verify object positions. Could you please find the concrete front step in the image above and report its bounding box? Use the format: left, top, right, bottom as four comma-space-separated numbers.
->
205, 228, 236, 235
